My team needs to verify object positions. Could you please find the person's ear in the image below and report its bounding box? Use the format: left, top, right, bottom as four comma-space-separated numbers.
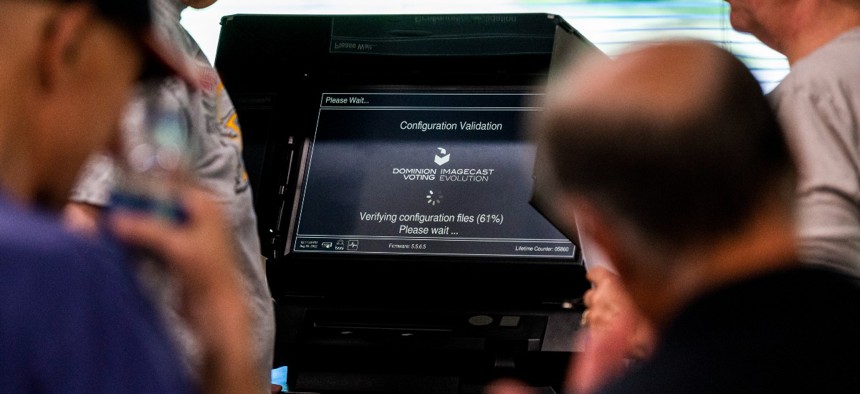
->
571, 197, 630, 276
37, 3, 94, 93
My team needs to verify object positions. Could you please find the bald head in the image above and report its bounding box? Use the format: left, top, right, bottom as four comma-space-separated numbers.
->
536, 40, 795, 252
555, 41, 727, 129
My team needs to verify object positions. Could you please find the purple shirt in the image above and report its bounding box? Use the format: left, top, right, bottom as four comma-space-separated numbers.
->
0, 192, 195, 393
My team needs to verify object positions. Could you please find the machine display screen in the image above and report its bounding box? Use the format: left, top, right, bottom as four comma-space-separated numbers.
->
292, 90, 575, 260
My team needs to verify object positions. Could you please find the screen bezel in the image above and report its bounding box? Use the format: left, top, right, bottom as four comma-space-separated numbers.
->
272, 84, 584, 306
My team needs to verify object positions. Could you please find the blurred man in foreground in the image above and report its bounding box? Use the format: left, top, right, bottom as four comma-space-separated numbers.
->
488, 40, 860, 393
64, 0, 276, 392
0, 0, 255, 392
567, 1, 860, 390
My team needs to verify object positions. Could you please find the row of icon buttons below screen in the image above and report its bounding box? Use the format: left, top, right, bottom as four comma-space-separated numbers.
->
321, 240, 359, 251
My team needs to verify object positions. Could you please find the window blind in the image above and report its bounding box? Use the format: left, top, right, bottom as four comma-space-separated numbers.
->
183, 0, 789, 91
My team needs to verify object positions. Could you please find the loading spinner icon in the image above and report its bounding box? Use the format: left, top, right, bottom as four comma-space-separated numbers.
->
426, 190, 443, 206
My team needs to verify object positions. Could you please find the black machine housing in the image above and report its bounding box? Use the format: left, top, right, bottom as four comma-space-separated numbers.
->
215, 13, 600, 394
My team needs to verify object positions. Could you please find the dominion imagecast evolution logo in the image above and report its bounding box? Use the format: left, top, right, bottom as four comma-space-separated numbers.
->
391, 147, 496, 183
435, 147, 450, 166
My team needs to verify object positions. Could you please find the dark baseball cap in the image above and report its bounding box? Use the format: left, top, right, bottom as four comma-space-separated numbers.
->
66, 0, 200, 87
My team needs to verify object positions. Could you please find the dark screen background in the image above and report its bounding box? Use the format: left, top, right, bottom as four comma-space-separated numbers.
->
293, 92, 574, 258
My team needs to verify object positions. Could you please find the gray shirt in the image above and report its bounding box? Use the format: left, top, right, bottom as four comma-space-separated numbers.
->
769, 27, 860, 275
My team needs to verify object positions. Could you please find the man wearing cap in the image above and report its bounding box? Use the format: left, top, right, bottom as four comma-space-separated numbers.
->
63, 0, 276, 392
0, 0, 256, 392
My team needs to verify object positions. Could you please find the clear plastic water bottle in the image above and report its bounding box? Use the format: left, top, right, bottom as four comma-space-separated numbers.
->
110, 83, 190, 223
